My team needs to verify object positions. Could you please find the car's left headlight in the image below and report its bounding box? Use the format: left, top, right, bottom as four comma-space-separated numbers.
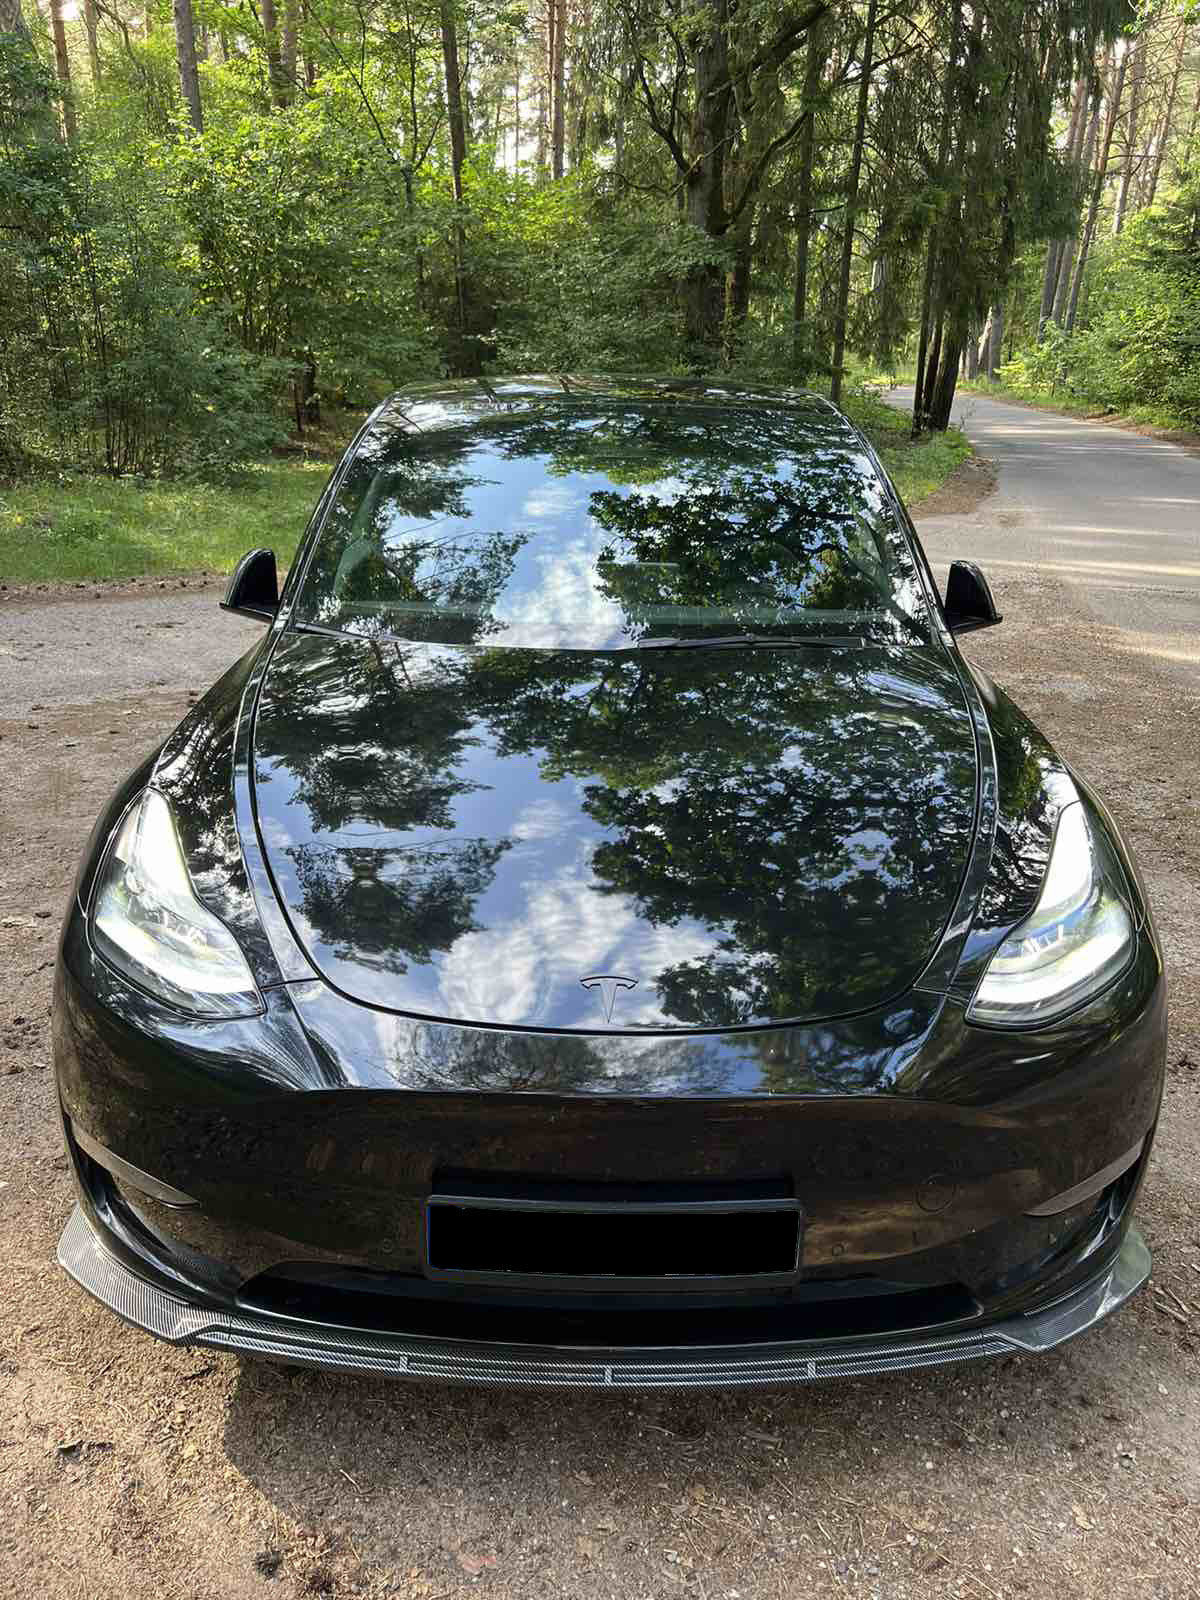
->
966, 800, 1135, 1027
90, 789, 261, 1018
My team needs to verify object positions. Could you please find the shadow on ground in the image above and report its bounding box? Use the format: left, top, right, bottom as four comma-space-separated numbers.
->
219, 1311, 1188, 1595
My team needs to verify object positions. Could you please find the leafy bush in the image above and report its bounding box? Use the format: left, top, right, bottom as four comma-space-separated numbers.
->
484, 173, 723, 374
1001, 178, 1200, 427
157, 96, 441, 413
998, 320, 1074, 394
0, 35, 287, 480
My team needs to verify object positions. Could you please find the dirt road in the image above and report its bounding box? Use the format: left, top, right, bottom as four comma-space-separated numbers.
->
2, 412, 1199, 1599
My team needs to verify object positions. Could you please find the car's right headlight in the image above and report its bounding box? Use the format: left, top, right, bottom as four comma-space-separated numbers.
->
90, 789, 261, 1018
966, 800, 1135, 1028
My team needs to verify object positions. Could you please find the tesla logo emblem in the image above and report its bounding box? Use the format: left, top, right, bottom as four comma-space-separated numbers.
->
580, 974, 638, 1022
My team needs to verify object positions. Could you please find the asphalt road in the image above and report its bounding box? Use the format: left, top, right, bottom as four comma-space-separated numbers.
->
889, 385, 1200, 643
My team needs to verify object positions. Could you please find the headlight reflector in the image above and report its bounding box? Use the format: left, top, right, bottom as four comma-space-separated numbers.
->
967, 801, 1134, 1027
91, 789, 260, 1017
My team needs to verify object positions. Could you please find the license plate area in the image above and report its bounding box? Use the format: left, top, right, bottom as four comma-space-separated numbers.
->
425, 1187, 802, 1292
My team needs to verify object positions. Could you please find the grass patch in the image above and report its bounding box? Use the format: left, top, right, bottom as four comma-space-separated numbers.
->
0, 457, 335, 586
842, 388, 972, 507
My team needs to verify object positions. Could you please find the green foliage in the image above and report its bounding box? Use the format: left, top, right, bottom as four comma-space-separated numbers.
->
484, 176, 721, 373
999, 319, 1075, 392
2, 0, 1014, 510
156, 93, 440, 402
0, 33, 288, 481
1000, 176, 1200, 427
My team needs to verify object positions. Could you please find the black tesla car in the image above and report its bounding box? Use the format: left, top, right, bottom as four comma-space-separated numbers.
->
54, 376, 1165, 1388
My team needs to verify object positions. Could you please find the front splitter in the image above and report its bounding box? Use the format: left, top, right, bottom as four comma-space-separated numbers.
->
57, 1205, 1150, 1389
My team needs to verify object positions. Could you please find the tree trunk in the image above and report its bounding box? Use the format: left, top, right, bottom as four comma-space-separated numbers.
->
1049, 90, 1100, 326
440, 0, 476, 375
1066, 47, 1129, 333
538, 1, 552, 170
1037, 241, 1063, 340
82, 0, 101, 84
1063, 78, 1086, 156
441, 0, 468, 191
260, 0, 289, 108
1187, 73, 1200, 150
173, 0, 204, 132
918, 308, 946, 426
912, 0, 961, 435
1037, 79, 1089, 339
301, 350, 319, 425
929, 309, 967, 430
572, 98, 588, 169
829, 0, 878, 405
724, 203, 755, 356
986, 301, 1003, 379
1146, 24, 1186, 209
512, 62, 521, 167
49, 0, 76, 139
1112, 38, 1145, 237
0, 0, 29, 36
550, 0, 566, 178
567, 0, 590, 173
791, 16, 825, 375
280, 0, 298, 101
613, 62, 632, 174
682, 0, 735, 357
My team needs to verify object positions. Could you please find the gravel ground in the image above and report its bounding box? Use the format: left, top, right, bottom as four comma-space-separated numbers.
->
2, 424, 1200, 1600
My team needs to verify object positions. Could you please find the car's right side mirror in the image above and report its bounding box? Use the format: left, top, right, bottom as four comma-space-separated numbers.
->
944, 560, 1002, 634
221, 548, 279, 623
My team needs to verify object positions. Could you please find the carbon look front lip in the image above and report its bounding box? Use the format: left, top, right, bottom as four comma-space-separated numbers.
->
57, 1205, 1150, 1390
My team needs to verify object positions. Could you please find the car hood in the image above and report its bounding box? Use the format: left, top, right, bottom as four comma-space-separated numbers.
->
251, 631, 979, 1031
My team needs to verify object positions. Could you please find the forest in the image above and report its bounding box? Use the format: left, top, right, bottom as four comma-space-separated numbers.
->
1, 0, 1197, 490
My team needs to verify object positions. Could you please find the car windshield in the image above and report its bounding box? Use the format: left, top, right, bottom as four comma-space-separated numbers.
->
294, 400, 932, 650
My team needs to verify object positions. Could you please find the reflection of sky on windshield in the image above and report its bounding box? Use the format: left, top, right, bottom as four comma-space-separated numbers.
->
493, 536, 626, 650
522, 482, 585, 520
490, 461, 629, 643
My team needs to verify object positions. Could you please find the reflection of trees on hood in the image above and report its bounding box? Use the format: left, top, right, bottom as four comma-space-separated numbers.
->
258, 638, 484, 834
288, 835, 509, 975
256, 637, 511, 975
258, 626, 978, 1028
468, 646, 975, 1026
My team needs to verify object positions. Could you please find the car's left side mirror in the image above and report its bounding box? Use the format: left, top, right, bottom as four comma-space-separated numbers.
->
221, 548, 279, 623
944, 560, 1002, 634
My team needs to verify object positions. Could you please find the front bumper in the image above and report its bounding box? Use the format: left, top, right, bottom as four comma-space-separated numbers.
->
52, 898, 1167, 1390
58, 1202, 1150, 1388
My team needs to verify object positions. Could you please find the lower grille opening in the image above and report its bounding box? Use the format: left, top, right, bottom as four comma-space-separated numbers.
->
240, 1266, 978, 1346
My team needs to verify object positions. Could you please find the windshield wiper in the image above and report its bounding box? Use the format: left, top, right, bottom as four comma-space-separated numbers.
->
633, 633, 868, 651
